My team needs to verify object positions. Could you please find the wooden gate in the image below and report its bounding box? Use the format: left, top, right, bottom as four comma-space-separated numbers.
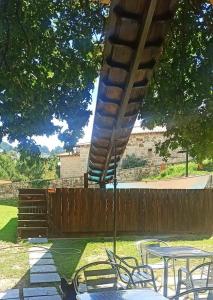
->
18, 189, 48, 238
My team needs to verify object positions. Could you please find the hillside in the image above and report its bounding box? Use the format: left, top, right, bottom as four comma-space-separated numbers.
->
144, 160, 213, 181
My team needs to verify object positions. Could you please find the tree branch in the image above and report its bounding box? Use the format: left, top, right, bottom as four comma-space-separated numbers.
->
15, 0, 31, 52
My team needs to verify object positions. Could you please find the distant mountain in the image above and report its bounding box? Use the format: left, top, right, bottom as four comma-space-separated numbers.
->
0, 141, 64, 156
50, 146, 64, 155
0, 141, 14, 152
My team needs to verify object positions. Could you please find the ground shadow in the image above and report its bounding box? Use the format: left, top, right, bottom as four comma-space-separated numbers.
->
0, 218, 17, 243
50, 239, 88, 280
0, 198, 18, 207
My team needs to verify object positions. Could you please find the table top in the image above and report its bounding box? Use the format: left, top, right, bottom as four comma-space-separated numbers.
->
147, 246, 213, 259
76, 289, 167, 300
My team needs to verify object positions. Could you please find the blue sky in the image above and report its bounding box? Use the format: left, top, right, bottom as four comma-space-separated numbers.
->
32, 79, 100, 150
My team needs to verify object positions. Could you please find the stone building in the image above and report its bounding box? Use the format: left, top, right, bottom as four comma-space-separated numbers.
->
58, 128, 186, 179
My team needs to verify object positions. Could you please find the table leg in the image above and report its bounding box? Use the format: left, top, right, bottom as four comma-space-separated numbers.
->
163, 258, 170, 297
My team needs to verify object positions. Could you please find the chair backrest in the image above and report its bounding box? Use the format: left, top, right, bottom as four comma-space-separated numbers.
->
136, 239, 168, 263
105, 249, 123, 279
105, 248, 117, 265
206, 262, 213, 286
73, 261, 117, 294
105, 249, 135, 288
189, 261, 213, 287
170, 287, 213, 300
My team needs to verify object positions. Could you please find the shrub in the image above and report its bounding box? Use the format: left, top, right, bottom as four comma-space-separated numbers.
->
121, 154, 147, 169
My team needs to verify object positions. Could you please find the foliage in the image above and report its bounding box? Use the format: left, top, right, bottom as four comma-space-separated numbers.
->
140, 1, 213, 162
0, 152, 58, 181
144, 160, 213, 180
121, 154, 147, 169
0, 153, 21, 180
0, 0, 106, 153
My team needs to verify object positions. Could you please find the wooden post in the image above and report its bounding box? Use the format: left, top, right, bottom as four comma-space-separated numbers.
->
186, 150, 189, 177
84, 172, 88, 188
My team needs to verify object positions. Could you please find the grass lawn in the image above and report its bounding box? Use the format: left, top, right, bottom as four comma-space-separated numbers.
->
0, 197, 213, 292
144, 160, 213, 180
0, 198, 29, 291
50, 235, 213, 281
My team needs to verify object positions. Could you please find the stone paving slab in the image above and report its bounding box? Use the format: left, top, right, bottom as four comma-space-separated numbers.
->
29, 252, 53, 259
23, 287, 58, 297
31, 264, 57, 273
29, 246, 50, 252
30, 273, 61, 283
0, 289, 19, 299
29, 258, 54, 266
28, 238, 48, 244
24, 296, 61, 300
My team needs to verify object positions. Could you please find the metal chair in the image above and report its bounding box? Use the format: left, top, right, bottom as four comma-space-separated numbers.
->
73, 261, 134, 294
176, 261, 213, 299
136, 239, 169, 268
169, 286, 213, 300
136, 239, 176, 289
106, 248, 157, 291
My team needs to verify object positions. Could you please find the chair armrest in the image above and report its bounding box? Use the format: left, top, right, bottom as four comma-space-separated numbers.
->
131, 264, 154, 276
178, 267, 193, 289
111, 263, 136, 288
179, 267, 188, 274
190, 261, 212, 274
178, 267, 189, 281
119, 256, 139, 268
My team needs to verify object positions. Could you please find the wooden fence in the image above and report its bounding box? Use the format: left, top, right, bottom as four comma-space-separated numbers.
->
47, 188, 213, 237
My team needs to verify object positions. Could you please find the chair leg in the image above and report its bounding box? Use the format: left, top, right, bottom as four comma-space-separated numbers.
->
172, 259, 177, 290
152, 279, 157, 292
176, 279, 182, 297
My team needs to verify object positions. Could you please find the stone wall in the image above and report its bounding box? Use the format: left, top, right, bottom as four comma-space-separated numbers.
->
117, 165, 160, 182
206, 175, 213, 189
0, 176, 98, 199
0, 181, 30, 199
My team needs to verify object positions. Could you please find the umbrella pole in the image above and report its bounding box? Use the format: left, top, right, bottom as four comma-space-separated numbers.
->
113, 142, 117, 254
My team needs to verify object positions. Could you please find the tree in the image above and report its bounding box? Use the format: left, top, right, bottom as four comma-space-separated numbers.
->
50, 145, 64, 155
140, 1, 213, 162
0, 0, 106, 153
0, 151, 58, 181
39, 145, 50, 156
0, 153, 22, 180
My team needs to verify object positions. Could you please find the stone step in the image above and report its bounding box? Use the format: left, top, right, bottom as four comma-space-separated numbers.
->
24, 296, 61, 300
29, 246, 50, 252
23, 287, 58, 297
31, 264, 57, 273
30, 273, 60, 283
0, 289, 19, 299
29, 258, 54, 266
29, 252, 52, 259
28, 237, 48, 243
